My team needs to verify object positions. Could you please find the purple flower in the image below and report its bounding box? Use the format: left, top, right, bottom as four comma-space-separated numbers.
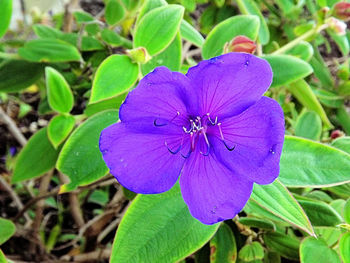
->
99, 53, 285, 224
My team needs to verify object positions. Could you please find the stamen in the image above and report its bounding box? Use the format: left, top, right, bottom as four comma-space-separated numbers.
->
206, 113, 217, 125
200, 132, 210, 156
165, 141, 182, 154
218, 123, 235, 151
153, 119, 167, 127
154, 111, 180, 127
223, 141, 235, 151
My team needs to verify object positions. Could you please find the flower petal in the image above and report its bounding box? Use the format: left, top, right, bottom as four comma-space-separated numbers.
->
99, 122, 186, 194
186, 52, 272, 118
120, 66, 196, 127
179, 150, 253, 225
210, 97, 285, 184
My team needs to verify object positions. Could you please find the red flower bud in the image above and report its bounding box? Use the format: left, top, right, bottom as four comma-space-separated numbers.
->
331, 130, 344, 139
225, 35, 256, 54
334, 2, 350, 21
326, 17, 347, 35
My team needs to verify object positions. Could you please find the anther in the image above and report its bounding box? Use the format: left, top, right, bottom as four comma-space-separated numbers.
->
206, 113, 218, 125
153, 119, 167, 127
165, 141, 182, 154
223, 141, 235, 151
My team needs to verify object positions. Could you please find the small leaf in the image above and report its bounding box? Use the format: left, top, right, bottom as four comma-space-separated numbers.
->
202, 15, 260, 59
90, 55, 139, 104
288, 79, 332, 128
47, 115, 75, 148
298, 199, 343, 226
238, 242, 264, 261
309, 56, 334, 89
210, 224, 237, 263
0, 0, 12, 38
279, 136, 350, 187
314, 227, 342, 247
111, 184, 219, 263
295, 111, 322, 140
327, 29, 349, 56
0, 60, 43, 92
56, 110, 118, 190
137, 0, 167, 23
73, 11, 100, 35
84, 93, 127, 117
12, 128, 59, 183
264, 55, 313, 88
286, 41, 314, 61
18, 39, 82, 62
251, 180, 315, 236
180, 20, 204, 47
238, 217, 276, 231
313, 89, 344, 109
263, 232, 300, 260
0, 218, 16, 245
134, 5, 184, 56
45, 67, 74, 113
343, 198, 350, 223
33, 24, 63, 38
141, 33, 181, 75
236, 0, 270, 45
300, 237, 341, 263
339, 233, 350, 263
105, 0, 126, 26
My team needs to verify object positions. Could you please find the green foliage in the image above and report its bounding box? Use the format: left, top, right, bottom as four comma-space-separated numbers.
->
0, 218, 16, 245
0, 0, 12, 38
47, 115, 75, 148
210, 224, 237, 263
300, 237, 341, 263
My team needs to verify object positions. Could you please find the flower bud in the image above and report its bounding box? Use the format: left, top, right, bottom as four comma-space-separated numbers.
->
126, 47, 151, 64
326, 17, 347, 35
333, 2, 350, 21
331, 130, 344, 139
224, 35, 256, 54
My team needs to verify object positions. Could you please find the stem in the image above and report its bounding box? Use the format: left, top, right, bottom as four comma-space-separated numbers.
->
272, 24, 329, 55
0, 52, 22, 60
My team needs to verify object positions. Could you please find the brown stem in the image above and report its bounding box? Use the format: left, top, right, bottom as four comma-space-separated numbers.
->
0, 107, 27, 147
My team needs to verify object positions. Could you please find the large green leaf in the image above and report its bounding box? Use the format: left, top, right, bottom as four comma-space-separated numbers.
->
0, 60, 43, 92
180, 20, 204, 47
263, 232, 299, 260
0, 218, 16, 245
45, 67, 74, 113
141, 33, 181, 75
202, 15, 260, 59
300, 237, 341, 263
251, 180, 314, 236
279, 136, 350, 187
210, 224, 237, 263
264, 55, 313, 88
236, 0, 270, 45
110, 184, 219, 263
288, 79, 332, 128
56, 110, 118, 191
12, 128, 60, 183
134, 5, 184, 56
90, 55, 139, 104
18, 39, 82, 62
0, 0, 12, 38
339, 233, 350, 263
47, 115, 75, 148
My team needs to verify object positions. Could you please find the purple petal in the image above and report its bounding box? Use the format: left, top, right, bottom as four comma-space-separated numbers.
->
179, 146, 253, 225
186, 53, 272, 118
209, 97, 285, 185
120, 66, 197, 127
99, 122, 186, 194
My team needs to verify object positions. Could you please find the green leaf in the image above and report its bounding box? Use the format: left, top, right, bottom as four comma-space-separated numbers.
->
339, 233, 350, 263
180, 20, 204, 47
45, 67, 74, 113
101, 29, 123, 47
134, 5, 184, 56
238, 217, 276, 231
343, 198, 350, 223
210, 224, 237, 263
279, 136, 350, 187
84, 93, 127, 117
12, 128, 59, 183
137, 0, 167, 23
313, 89, 344, 109
202, 15, 260, 59
288, 79, 332, 128
0, 249, 7, 263
238, 242, 264, 262
263, 232, 299, 260
110, 184, 219, 263
47, 115, 75, 148
56, 110, 118, 191
298, 200, 343, 226
141, 33, 181, 75
90, 55, 138, 104
33, 24, 63, 38
314, 227, 342, 247
295, 111, 322, 140
263, 55, 313, 88
73, 11, 100, 35
60, 33, 104, 51
0, 60, 43, 92
105, 0, 126, 26
0, 218, 16, 245
300, 237, 341, 263
236, 0, 270, 45
251, 180, 315, 236
309, 55, 334, 89
336, 105, 350, 134
18, 39, 82, 63
286, 41, 314, 61
327, 29, 349, 56
0, 0, 12, 38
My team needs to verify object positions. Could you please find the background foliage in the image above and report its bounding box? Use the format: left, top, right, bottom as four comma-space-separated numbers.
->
0, 0, 349, 262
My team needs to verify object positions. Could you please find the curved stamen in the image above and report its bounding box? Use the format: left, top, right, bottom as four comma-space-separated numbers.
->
200, 144, 210, 156
206, 113, 217, 125
223, 141, 235, 151
165, 141, 182, 154
200, 131, 210, 156
181, 149, 192, 159
154, 119, 167, 127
